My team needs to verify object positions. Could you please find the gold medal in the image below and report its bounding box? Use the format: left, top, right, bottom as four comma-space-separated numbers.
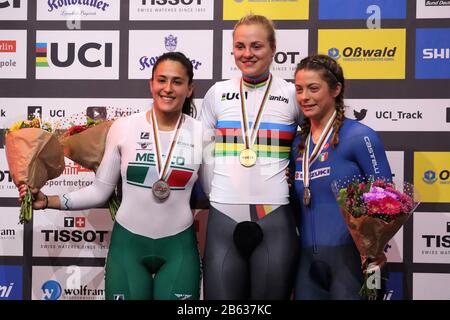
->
238, 75, 272, 168
303, 187, 311, 206
239, 148, 257, 167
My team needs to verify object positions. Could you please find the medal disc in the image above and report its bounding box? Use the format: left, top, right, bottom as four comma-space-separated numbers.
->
303, 187, 311, 206
152, 180, 170, 201
239, 148, 257, 167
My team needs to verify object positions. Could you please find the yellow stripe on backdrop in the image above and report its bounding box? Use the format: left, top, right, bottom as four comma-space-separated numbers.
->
223, 0, 309, 20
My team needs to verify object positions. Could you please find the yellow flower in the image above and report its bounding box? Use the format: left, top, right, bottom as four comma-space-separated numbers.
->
31, 118, 41, 128
8, 120, 25, 132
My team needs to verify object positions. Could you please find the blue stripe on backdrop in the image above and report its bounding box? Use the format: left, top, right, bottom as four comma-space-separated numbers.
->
319, 0, 407, 20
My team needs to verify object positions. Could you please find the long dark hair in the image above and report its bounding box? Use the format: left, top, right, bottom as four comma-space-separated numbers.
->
295, 54, 346, 155
152, 51, 196, 116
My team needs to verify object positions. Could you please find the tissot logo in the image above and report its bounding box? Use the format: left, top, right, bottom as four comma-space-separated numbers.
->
27, 106, 42, 120
86, 106, 107, 121
422, 222, 450, 248
64, 217, 86, 228
41, 229, 108, 242
0, 0, 20, 9
0, 169, 12, 182
142, 0, 202, 5
230, 50, 300, 65
36, 42, 112, 68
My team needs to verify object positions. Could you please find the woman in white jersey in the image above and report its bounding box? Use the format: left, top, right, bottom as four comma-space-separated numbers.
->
19, 52, 203, 300
200, 14, 301, 299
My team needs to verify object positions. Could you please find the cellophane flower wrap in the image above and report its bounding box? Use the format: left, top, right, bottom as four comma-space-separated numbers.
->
332, 177, 420, 299
60, 117, 120, 220
5, 118, 65, 223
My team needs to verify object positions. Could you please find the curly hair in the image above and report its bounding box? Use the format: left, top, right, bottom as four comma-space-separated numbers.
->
295, 54, 346, 155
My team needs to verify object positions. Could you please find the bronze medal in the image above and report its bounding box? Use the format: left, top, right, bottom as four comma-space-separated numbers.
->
303, 187, 311, 206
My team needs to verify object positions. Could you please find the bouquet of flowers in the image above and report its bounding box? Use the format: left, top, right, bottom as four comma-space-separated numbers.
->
332, 177, 420, 299
60, 117, 120, 220
5, 118, 65, 223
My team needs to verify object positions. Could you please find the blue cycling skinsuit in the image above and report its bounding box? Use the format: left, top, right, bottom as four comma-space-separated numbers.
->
290, 118, 392, 300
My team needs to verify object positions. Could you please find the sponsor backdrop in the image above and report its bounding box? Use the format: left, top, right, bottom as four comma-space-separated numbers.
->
0, 0, 449, 300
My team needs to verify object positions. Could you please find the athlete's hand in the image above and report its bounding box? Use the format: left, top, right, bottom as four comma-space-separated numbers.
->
18, 184, 47, 210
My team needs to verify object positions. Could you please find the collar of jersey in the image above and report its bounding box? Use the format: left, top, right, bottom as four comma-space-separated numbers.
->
242, 73, 270, 89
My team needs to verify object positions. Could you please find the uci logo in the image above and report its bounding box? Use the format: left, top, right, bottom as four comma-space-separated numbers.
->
37, 42, 112, 68
0, 0, 20, 9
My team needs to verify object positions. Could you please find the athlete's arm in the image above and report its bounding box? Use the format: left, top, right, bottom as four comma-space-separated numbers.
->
351, 128, 392, 181
198, 85, 217, 197
59, 119, 125, 210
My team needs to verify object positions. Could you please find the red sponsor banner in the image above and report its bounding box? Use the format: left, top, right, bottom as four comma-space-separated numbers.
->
0, 40, 16, 52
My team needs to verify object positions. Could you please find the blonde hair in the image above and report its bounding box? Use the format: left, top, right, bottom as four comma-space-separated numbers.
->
233, 14, 276, 50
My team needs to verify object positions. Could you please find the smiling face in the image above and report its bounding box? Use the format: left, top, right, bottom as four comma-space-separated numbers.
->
150, 59, 193, 116
295, 68, 342, 122
233, 23, 276, 78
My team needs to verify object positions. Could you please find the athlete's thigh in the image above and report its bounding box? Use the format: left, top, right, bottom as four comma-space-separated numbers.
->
105, 223, 153, 300
105, 241, 154, 300
153, 242, 201, 300
250, 206, 299, 299
203, 207, 249, 299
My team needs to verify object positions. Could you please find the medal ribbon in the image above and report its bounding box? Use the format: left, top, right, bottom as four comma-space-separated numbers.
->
302, 110, 336, 191
239, 74, 273, 152
150, 108, 184, 181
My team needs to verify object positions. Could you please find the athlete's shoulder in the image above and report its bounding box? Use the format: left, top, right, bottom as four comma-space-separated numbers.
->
183, 113, 202, 127
340, 117, 378, 139
207, 78, 239, 91
111, 111, 145, 130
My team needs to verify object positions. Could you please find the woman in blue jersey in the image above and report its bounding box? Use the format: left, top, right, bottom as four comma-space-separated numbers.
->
19, 52, 202, 300
291, 54, 392, 299
200, 14, 301, 299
